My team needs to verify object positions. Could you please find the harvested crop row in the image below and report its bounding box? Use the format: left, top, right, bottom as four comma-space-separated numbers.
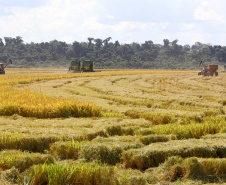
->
147, 116, 226, 139
125, 110, 225, 125
49, 137, 144, 165
48, 134, 177, 165
122, 138, 226, 170
0, 150, 54, 172
0, 134, 61, 152
1, 121, 225, 154
0, 125, 135, 153
147, 156, 226, 183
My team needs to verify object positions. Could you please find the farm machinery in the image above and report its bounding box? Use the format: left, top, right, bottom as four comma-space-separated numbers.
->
0, 59, 12, 74
198, 61, 218, 76
68, 60, 100, 73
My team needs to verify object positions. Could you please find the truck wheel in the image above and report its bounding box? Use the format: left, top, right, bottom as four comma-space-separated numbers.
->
215, 72, 218, 76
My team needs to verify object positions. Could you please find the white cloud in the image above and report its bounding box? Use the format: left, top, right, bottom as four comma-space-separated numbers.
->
1, 0, 226, 45
194, 8, 224, 22
3, 7, 12, 14
160, 23, 169, 30
0, 0, 99, 43
106, 14, 114, 19
201, 0, 210, 6
181, 23, 195, 31
162, 34, 170, 40
180, 32, 205, 44
112, 21, 148, 33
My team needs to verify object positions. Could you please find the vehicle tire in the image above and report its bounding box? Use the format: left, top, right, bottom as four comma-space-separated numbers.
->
215, 72, 218, 76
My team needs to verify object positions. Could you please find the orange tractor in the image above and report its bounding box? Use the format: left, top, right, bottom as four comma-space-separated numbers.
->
198, 61, 218, 76
0, 59, 12, 74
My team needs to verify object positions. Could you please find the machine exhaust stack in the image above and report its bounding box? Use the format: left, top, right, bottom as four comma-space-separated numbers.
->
0, 59, 13, 74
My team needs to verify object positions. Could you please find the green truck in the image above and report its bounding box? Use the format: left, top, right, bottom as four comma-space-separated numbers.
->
69, 60, 95, 73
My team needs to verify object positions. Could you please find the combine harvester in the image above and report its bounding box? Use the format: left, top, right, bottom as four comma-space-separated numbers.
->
198, 61, 218, 76
0, 59, 12, 74
68, 60, 101, 73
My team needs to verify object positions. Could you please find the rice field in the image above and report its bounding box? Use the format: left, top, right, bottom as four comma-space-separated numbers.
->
0, 68, 225, 184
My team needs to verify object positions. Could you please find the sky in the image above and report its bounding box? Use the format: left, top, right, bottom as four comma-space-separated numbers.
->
0, 0, 226, 46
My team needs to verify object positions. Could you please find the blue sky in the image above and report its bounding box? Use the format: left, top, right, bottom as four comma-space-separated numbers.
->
0, 0, 226, 46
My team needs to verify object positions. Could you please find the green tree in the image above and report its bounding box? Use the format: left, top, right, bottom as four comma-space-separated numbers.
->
163, 39, 169, 47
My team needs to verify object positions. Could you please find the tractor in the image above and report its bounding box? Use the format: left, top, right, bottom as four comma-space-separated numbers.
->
198, 61, 218, 76
0, 59, 12, 74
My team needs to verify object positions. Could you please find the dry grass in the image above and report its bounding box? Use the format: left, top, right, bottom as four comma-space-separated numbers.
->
122, 138, 226, 170
147, 156, 226, 183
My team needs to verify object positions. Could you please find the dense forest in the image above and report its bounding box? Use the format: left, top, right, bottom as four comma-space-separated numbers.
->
0, 36, 226, 69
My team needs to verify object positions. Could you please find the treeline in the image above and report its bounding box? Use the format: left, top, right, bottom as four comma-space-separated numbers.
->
0, 36, 226, 69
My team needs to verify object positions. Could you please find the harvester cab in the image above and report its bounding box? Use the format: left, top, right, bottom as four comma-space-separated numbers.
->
68, 60, 98, 73
0, 59, 12, 74
198, 61, 218, 76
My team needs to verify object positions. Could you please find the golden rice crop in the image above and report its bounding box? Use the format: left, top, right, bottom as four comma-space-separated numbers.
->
151, 116, 226, 139
3, 69, 187, 85
1, 70, 183, 118
125, 110, 176, 124
49, 140, 90, 160
0, 70, 225, 184
0, 150, 54, 172
0, 85, 101, 118
49, 137, 144, 164
19, 162, 115, 185
0, 134, 60, 152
